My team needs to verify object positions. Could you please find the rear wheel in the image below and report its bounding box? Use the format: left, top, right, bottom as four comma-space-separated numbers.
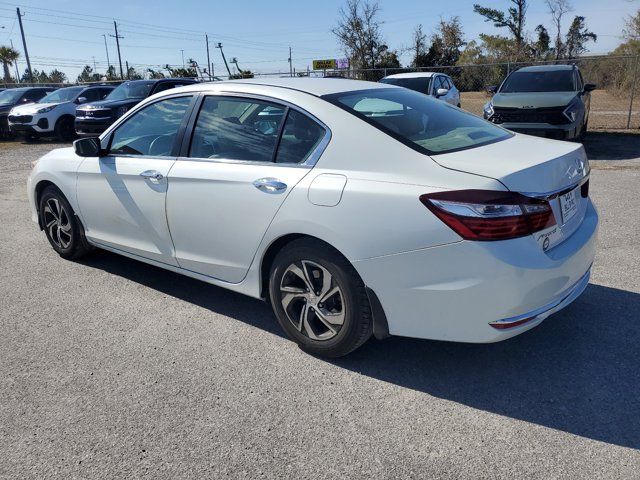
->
54, 116, 76, 142
268, 239, 372, 357
578, 119, 588, 142
39, 186, 92, 259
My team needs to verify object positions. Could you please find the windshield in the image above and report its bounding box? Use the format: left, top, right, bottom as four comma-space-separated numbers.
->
500, 70, 576, 93
323, 88, 511, 155
380, 77, 432, 95
106, 81, 154, 101
0, 89, 27, 104
40, 87, 84, 104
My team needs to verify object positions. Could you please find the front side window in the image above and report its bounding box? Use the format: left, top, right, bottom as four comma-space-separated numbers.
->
323, 87, 511, 155
0, 89, 26, 104
276, 110, 326, 164
500, 70, 576, 93
189, 97, 286, 162
109, 96, 192, 156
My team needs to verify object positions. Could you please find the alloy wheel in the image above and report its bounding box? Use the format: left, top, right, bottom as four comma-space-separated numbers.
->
43, 197, 72, 249
279, 260, 345, 341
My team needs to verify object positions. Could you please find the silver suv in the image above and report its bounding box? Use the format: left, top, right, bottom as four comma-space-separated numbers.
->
483, 64, 596, 141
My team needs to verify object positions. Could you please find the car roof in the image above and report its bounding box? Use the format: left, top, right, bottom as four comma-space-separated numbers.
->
516, 64, 576, 72
175, 77, 394, 97
382, 72, 441, 79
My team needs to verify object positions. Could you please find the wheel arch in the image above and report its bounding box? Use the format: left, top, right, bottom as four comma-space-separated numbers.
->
258, 232, 390, 340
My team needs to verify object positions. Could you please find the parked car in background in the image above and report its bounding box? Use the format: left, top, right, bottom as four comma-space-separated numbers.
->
29, 78, 596, 357
483, 64, 595, 141
8, 85, 114, 141
0, 87, 56, 138
380, 72, 461, 107
75, 78, 197, 137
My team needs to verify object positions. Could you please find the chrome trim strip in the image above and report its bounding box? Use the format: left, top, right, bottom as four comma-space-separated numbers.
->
489, 267, 591, 328
522, 173, 589, 200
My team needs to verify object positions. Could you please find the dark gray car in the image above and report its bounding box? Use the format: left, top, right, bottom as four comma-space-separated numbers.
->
483, 64, 595, 141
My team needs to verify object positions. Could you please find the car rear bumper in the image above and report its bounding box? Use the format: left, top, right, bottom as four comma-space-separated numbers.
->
354, 199, 598, 343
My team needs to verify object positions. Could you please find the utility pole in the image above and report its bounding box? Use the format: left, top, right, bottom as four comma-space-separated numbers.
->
216, 43, 232, 77
92, 56, 97, 71
102, 34, 111, 70
288, 46, 293, 77
205, 34, 212, 81
211, 62, 214, 80
181, 50, 185, 68
125, 60, 129, 79
110, 21, 124, 80
16, 8, 33, 83
10, 39, 20, 82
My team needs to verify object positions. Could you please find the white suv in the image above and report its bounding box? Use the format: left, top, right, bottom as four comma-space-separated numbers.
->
380, 72, 461, 107
8, 85, 114, 141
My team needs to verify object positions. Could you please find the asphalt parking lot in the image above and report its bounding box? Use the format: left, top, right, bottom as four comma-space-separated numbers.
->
1, 134, 639, 479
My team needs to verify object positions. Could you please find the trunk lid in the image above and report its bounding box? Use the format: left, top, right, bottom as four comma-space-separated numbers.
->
431, 133, 587, 193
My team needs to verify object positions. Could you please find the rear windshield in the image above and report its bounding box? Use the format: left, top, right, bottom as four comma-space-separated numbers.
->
323, 88, 511, 155
500, 70, 576, 93
379, 77, 432, 95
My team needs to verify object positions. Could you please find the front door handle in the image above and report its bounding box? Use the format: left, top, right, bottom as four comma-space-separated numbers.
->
253, 177, 287, 194
140, 170, 164, 182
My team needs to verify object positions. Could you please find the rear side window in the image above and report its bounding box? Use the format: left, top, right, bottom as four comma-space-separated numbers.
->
276, 110, 325, 164
323, 88, 511, 155
189, 96, 286, 162
379, 77, 431, 95
110, 96, 192, 156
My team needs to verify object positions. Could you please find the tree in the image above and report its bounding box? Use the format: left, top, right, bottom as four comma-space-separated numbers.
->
77, 65, 101, 83
147, 68, 165, 79
415, 17, 466, 67
532, 25, 552, 59
164, 64, 197, 78
623, 9, 640, 41
332, 0, 388, 69
48, 69, 67, 84
0, 45, 20, 84
473, 0, 528, 58
546, 0, 572, 59
105, 65, 118, 81
564, 16, 596, 58
410, 24, 428, 68
126, 66, 143, 80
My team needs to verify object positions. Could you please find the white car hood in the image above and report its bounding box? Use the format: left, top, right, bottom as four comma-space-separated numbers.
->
11, 102, 62, 115
431, 133, 588, 194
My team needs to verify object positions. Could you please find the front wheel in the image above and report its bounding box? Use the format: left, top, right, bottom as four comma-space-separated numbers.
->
268, 239, 373, 357
39, 186, 92, 259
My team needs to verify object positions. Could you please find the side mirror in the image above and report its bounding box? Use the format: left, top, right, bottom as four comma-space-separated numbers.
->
435, 88, 449, 98
487, 85, 498, 94
74, 137, 103, 157
76, 96, 88, 104
584, 83, 596, 92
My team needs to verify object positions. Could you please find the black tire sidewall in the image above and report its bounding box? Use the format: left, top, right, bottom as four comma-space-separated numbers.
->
269, 241, 371, 357
55, 117, 75, 141
39, 187, 81, 257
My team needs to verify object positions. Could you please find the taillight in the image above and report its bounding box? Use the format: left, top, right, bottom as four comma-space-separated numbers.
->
420, 190, 556, 241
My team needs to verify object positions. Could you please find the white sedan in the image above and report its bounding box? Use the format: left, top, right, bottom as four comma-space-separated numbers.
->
27, 78, 597, 357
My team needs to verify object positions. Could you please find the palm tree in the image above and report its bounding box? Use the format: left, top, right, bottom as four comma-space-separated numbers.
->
0, 46, 20, 83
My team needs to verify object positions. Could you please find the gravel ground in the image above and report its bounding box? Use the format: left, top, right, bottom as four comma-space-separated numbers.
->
1, 136, 639, 479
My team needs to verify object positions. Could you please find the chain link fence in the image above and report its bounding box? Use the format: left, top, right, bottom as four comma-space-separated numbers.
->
2, 55, 638, 130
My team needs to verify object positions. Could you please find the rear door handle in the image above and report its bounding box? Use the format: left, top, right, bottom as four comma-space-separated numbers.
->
253, 178, 287, 194
140, 170, 164, 182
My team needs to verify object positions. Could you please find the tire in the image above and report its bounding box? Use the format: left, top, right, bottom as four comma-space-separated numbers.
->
268, 238, 372, 357
578, 119, 588, 142
39, 186, 92, 259
54, 116, 76, 142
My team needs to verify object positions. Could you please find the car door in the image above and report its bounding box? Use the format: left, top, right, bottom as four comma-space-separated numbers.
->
166, 94, 329, 283
76, 94, 195, 265
444, 77, 460, 106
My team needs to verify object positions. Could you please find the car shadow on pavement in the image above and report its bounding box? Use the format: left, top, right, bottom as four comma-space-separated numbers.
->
76, 250, 284, 338
583, 131, 640, 160
78, 252, 639, 450
332, 283, 640, 451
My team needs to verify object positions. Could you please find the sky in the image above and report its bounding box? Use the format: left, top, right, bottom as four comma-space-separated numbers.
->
0, 0, 635, 81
